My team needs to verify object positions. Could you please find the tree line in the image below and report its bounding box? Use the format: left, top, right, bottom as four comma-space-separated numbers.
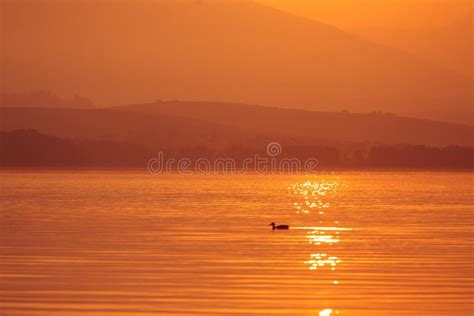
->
1, 130, 473, 169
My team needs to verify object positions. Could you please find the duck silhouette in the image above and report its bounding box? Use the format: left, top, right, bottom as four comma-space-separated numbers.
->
269, 222, 289, 230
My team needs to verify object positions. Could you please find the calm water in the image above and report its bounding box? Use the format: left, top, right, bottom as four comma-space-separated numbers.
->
1, 171, 473, 316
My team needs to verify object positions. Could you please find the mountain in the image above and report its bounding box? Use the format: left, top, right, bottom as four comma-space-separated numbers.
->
258, 0, 472, 76
0, 90, 94, 108
2, 103, 473, 148
2, 0, 471, 123
351, 15, 472, 78
114, 101, 474, 147
0, 107, 253, 153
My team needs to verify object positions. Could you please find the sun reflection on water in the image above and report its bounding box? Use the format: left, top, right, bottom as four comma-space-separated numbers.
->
303, 226, 350, 271
306, 231, 340, 245
319, 308, 340, 316
305, 253, 342, 270
289, 179, 340, 214
291, 178, 347, 316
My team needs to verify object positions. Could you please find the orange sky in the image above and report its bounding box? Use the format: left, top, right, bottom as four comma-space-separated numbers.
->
258, 0, 472, 29
1, 0, 472, 123
259, 0, 472, 77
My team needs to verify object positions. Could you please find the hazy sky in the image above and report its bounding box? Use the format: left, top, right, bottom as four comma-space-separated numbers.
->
259, 0, 472, 77
1, 0, 471, 124
258, 0, 472, 30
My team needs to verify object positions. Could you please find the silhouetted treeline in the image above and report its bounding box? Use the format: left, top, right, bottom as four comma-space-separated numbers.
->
0, 130, 151, 167
1, 90, 93, 108
366, 145, 474, 169
1, 130, 472, 169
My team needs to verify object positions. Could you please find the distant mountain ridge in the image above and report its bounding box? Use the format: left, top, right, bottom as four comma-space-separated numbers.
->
0, 107, 251, 152
2, 102, 473, 148
1, 91, 94, 109
2, 0, 471, 124
114, 100, 474, 147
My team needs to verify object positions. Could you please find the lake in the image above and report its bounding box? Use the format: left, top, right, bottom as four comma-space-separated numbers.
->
1, 171, 473, 316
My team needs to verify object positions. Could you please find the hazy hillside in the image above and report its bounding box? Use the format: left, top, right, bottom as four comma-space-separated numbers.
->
2, 0, 471, 123
352, 16, 472, 78
259, 0, 472, 76
115, 101, 474, 147
0, 91, 94, 108
0, 107, 265, 153
2, 103, 473, 148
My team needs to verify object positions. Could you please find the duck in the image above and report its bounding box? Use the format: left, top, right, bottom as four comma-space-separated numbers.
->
269, 222, 289, 230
